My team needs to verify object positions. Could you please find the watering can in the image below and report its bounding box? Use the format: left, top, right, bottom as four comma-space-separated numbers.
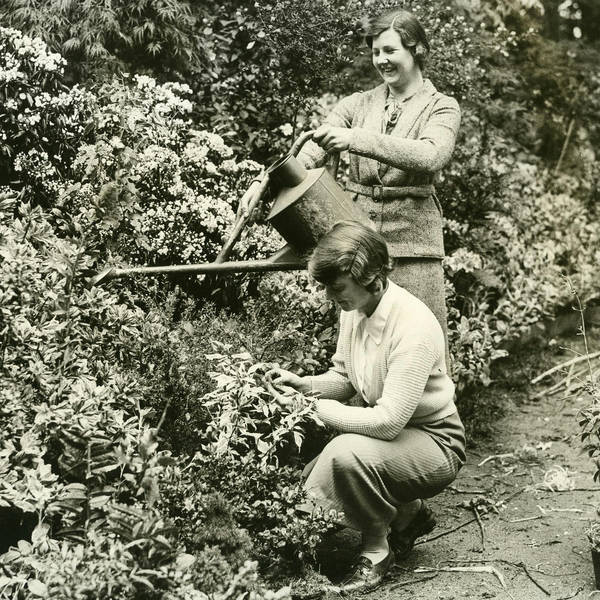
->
91, 131, 368, 286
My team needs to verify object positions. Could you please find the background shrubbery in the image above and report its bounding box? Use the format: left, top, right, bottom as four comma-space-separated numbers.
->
1, 0, 599, 597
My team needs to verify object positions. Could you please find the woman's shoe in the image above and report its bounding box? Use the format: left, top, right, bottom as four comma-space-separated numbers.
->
388, 501, 436, 559
339, 550, 394, 594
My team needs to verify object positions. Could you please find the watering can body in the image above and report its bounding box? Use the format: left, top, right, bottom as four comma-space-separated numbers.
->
266, 153, 367, 259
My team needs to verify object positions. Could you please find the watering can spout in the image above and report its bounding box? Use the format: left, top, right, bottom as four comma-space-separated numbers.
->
90, 243, 305, 286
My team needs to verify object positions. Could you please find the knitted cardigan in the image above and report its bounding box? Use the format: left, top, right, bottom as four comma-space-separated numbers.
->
298, 79, 461, 258
306, 282, 457, 441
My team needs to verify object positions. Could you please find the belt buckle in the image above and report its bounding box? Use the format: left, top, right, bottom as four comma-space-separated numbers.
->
373, 185, 384, 201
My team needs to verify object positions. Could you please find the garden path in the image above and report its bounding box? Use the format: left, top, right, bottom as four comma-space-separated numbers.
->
314, 327, 600, 600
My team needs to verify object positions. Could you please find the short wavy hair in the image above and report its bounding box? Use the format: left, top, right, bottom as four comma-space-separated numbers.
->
363, 7, 430, 69
308, 220, 393, 291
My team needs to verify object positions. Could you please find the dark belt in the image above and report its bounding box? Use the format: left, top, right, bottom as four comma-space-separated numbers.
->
345, 180, 435, 200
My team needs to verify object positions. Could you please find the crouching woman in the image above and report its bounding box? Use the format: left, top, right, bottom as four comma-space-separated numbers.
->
268, 220, 466, 593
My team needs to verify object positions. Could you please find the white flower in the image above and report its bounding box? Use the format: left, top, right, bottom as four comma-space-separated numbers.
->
279, 123, 294, 137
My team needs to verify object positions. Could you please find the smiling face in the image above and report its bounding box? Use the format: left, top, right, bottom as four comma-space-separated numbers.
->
371, 27, 419, 92
322, 274, 381, 315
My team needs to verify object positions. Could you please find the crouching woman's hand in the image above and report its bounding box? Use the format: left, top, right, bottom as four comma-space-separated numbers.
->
265, 368, 311, 407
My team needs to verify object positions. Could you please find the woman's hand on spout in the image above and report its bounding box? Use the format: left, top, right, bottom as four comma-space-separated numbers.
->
312, 125, 352, 153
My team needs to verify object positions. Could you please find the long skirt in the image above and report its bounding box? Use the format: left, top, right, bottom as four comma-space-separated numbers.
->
302, 412, 466, 533
390, 257, 450, 370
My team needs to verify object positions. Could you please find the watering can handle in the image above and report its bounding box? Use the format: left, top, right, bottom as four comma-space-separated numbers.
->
290, 130, 316, 157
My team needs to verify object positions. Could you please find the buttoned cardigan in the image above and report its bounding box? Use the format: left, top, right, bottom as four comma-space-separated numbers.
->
298, 79, 461, 258
306, 282, 457, 441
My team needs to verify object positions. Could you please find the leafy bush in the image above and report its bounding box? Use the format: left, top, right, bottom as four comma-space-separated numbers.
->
0, 0, 206, 82
160, 456, 340, 575
0, 200, 299, 597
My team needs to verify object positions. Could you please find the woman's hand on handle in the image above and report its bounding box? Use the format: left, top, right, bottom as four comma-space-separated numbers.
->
312, 125, 352, 153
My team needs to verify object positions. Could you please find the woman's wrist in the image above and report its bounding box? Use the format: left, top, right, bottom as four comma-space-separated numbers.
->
299, 376, 313, 395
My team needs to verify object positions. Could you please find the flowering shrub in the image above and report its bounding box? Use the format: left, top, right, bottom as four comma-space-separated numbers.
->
62, 76, 281, 272
0, 27, 94, 185
0, 0, 206, 82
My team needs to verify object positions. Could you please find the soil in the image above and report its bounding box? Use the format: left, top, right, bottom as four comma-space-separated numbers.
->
311, 327, 600, 600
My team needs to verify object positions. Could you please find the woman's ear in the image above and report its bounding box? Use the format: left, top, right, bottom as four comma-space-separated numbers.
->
366, 276, 384, 294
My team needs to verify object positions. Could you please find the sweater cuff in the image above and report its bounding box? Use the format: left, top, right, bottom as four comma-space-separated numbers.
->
349, 128, 372, 155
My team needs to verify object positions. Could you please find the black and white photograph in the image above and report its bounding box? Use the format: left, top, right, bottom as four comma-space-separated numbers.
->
1, 0, 599, 598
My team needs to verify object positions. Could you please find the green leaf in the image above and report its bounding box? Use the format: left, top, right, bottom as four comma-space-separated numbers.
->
175, 553, 196, 569
27, 580, 48, 597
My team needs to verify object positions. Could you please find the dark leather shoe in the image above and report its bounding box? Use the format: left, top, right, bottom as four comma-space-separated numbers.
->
389, 501, 436, 559
339, 551, 394, 594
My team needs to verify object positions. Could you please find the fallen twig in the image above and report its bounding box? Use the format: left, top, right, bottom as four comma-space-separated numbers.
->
473, 506, 485, 551
531, 351, 600, 384
440, 559, 550, 596
556, 587, 584, 600
448, 485, 488, 494
565, 362, 575, 389
533, 365, 593, 399
478, 453, 514, 467
415, 565, 506, 589
536, 487, 600, 493
414, 517, 478, 546
387, 573, 439, 590
532, 366, 588, 399
519, 561, 551, 596
509, 515, 545, 523
503, 487, 526, 503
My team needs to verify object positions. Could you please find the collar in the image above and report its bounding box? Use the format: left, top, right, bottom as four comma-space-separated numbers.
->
356, 281, 395, 346
384, 78, 432, 108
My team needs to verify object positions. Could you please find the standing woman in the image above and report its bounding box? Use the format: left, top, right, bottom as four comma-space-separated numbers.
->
298, 7, 460, 364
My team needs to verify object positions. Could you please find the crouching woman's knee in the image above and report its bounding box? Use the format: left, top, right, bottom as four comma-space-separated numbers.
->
320, 433, 373, 472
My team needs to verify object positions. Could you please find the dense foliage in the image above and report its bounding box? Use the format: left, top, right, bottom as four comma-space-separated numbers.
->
1, 1, 599, 597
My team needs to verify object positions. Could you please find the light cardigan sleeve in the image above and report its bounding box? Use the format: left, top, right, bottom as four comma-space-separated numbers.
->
303, 312, 356, 402
349, 97, 461, 173
314, 339, 437, 440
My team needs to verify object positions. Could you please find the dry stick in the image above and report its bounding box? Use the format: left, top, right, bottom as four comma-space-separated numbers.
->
532, 365, 589, 399
565, 362, 575, 389
518, 561, 551, 596
473, 506, 486, 551
478, 453, 514, 467
556, 586, 584, 600
509, 515, 545, 523
387, 573, 439, 590
414, 517, 478, 546
448, 485, 488, 494
554, 118, 576, 175
533, 367, 588, 398
536, 487, 600, 493
531, 351, 600, 384
415, 565, 506, 589
441, 559, 550, 596
503, 486, 526, 503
